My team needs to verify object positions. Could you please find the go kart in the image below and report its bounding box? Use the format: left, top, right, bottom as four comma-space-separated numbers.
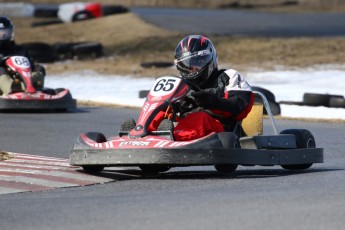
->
69, 75, 323, 173
0, 56, 76, 111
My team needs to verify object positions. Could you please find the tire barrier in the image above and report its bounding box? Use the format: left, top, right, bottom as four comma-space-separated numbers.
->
20, 42, 104, 63
21, 42, 57, 63
141, 61, 174, 68
280, 93, 345, 108
31, 19, 63, 27
33, 4, 59, 18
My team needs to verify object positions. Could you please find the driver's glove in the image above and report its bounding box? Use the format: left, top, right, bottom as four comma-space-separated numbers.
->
192, 91, 218, 108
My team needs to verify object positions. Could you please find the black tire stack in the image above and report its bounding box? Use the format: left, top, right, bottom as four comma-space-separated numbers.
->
20, 42, 104, 63
280, 93, 345, 109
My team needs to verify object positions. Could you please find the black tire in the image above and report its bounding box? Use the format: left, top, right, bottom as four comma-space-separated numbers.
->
139, 165, 171, 174
252, 86, 276, 102
72, 42, 103, 60
72, 10, 94, 22
329, 96, 345, 108
280, 129, 315, 170
120, 118, 136, 132
139, 90, 150, 98
34, 5, 59, 18
54, 88, 66, 94
53, 43, 76, 60
41, 88, 56, 95
21, 42, 56, 63
85, 132, 107, 143
303, 93, 331, 107
141, 62, 174, 68
81, 132, 107, 173
214, 133, 239, 173
102, 5, 129, 16
31, 19, 63, 27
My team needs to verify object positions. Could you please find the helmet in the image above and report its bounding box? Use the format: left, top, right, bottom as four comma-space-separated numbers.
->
0, 17, 14, 46
174, 35, 218, 85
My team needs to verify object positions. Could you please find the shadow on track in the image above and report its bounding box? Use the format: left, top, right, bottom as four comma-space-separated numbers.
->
77, 167, 341, 181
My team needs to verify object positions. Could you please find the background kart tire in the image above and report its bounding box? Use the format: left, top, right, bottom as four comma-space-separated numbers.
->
280, 129, 315, 170
214, 132, 239, 173
34, 5, 59, 18
41, 88, 56, 95
139, 165, 171, 174
53, 43, 75, 60
141, 61, 174, 68
21, 42, 56, 63
303, 93, 331, 107
329, 96, 345, 108
139, 90, 150, 98
102, 5, 129, 16
72, 42, 104, 60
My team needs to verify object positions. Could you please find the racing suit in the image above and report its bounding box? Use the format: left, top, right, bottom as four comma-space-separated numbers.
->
0, 41, 45, 95
173, 68, 254, 141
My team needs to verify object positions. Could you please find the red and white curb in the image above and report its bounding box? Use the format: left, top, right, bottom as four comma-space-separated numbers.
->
0, 152, 114, 195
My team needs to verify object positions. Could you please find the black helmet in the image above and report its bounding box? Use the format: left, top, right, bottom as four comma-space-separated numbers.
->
174, 35, 218, 85
0, 17, 14, 46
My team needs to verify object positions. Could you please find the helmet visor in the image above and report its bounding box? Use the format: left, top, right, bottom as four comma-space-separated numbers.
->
175, 50, 212, 79
0, 28, 12, 41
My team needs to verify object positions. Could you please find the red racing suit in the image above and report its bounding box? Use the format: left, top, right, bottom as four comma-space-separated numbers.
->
149, 69, 254, 141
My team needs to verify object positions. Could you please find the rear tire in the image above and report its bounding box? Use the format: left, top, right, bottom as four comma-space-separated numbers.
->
280, 129, 315, 170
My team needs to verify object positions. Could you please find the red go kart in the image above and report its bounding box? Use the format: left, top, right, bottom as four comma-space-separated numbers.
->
0, 56, 76, 111
69, 75, 323, 174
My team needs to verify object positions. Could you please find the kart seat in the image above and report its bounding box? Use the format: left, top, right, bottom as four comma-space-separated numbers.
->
241, 103, 263, 136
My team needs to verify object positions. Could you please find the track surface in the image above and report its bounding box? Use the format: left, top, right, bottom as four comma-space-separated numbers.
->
0, 107, 344, 230
132, 7, 345, 36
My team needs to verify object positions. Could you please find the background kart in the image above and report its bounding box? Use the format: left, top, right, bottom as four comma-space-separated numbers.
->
70, 75, 323, 174
0, 56, 76, 111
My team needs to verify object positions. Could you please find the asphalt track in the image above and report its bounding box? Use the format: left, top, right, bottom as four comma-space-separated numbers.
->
1, 8, 345, 230
132, 7, 345, 36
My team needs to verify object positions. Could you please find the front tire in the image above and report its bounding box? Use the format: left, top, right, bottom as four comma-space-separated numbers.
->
81, 132, 107, 173
280, 129, 315, 170
214, 133, 239, 173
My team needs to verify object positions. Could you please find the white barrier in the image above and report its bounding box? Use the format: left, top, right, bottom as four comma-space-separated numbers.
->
0, 3, 35, 17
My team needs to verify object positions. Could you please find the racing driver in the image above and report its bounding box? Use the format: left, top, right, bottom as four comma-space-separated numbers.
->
0, 16, 46, 95
152, 35, 254, 141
